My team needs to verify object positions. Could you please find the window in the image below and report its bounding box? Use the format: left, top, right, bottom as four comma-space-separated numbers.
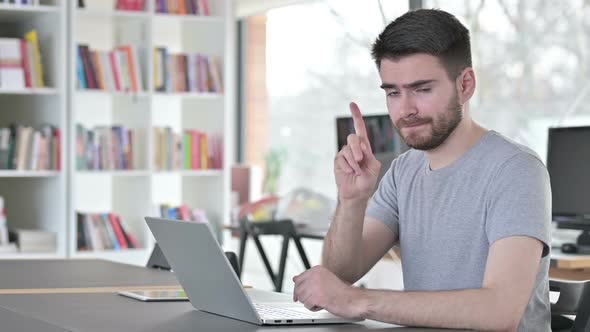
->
264, 0, 409, 198
246, 0, 589, 199
426, 0, 590, 160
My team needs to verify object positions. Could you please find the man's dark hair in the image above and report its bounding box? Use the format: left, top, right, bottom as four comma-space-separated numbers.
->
371, 9, 472, 79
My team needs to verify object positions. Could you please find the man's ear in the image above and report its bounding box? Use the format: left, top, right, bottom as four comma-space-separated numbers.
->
456, 67, 476, 105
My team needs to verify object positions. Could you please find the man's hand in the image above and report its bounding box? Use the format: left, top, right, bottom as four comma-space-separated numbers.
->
335, 102, 382, 203
292, 265, 365, 319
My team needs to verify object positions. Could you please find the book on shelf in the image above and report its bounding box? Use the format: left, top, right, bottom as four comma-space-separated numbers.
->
153, 47, 222, 94
0, 197, 8, 245
153, 127, 222, 171
0, 124, 61, 171
9, 229, 57, 253
76, 124, 140, 171
0, 1, 41, 7
115, 0, 146, 11
155, 0, 210, 15
0, 30, 45, 90
76, 211, 140, 251
77, 44, 144, 93
159, 203, 210, 223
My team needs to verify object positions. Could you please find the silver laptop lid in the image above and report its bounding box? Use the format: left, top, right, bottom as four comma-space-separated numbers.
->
145, 217, 261, 325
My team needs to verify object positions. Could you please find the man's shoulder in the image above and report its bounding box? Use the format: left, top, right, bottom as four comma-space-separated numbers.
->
480, 131, 544, 168
478, 131, 547, 180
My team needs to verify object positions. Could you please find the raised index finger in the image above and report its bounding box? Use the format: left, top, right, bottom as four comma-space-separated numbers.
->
350, 102, 371, 151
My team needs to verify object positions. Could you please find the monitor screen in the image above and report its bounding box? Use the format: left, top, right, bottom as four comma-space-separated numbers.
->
336, 114, 408, 189
547, 126, 590, 217
336, 114, 406, 154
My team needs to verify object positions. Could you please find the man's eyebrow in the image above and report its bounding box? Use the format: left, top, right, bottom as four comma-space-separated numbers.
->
380, 79, 437, 90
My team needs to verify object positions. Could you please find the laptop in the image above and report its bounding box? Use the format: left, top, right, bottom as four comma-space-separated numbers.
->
145, 217, 363, 325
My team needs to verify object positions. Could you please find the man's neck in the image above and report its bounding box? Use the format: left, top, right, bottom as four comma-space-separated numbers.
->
425, 118, 487, 170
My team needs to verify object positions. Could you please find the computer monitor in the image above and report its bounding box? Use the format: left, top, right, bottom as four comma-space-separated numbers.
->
336, 114, 409, 189
547, 126, 590, 246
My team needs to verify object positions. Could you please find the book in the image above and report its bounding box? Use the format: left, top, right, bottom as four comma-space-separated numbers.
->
158, 203, 210, 223
152, 47, 223, 93
76, 211, 140, 251
77, 45, 143, 93
116, 0, 145, 11
76, 124, 136, 171
0, 125, 59, 170
153, 127, 221, 171
11, 229, 57, 253
0, 197, 8, 245
0, 38, 25, 89
24, 30, 44, 87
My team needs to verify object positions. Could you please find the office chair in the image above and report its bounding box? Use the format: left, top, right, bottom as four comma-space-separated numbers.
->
550, 279, 590, 331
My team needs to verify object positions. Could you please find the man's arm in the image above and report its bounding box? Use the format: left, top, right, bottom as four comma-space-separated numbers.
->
358, 236, 542, 331
322, 207, 397, 284
321, 101, 394, 284
294, 236, 542, 331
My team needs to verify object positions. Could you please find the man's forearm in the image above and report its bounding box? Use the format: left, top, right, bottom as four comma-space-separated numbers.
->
355, 287, 520, 331
322, 199, 367, 283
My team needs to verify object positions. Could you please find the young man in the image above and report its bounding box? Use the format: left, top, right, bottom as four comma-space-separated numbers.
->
292, 9, 551, 331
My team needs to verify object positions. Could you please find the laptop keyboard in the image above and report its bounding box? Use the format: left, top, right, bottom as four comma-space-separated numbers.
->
253, 303, 316, 319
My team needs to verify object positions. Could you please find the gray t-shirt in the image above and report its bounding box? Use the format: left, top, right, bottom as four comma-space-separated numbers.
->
366, 130, 551, 331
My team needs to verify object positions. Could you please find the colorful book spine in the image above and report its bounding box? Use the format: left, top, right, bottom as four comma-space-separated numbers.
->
76, 44, 143, 93
152, 47, 223, 93
76, 124, 136, 171
24, 30, 44, 87
76, 212, 140, 251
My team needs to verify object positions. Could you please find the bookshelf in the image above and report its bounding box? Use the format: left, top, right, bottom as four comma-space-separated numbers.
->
0, 0, 66, 259
67, 0, 233, 266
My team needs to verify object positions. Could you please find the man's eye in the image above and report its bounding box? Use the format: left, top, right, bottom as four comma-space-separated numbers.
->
387, 91, 400, 97
417, 88, 431, 93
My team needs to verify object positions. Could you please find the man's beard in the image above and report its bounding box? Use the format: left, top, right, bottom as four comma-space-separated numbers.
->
394, 92, 463, 151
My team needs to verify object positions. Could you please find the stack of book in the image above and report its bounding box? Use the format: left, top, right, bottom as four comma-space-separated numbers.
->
153, 48, 222, 94
0, 125, 61, 171
0, 30, 45, 90
76, 212, 140, 251
153, 127, 222, 171
159, 203, 209, 223
76, 44, 144, 93
155, 0, 210, 15
10, 229, 57, 253
76, 124, 139, 171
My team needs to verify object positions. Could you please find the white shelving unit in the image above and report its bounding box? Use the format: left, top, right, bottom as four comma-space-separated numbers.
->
67, 0, 233, 266
0, 0, 67, 260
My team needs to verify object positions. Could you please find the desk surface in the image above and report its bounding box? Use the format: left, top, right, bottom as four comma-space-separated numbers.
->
0, 259, 468, 331
0, 259, 179, 291
0, 305, 68, 331
551, 249, 590, 269
0, 293, 467, 332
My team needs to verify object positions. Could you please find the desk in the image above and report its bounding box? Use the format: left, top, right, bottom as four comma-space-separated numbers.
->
0, 305, 68, 331
0, 293, 467, 332
0, 259, 466, 331
0, 259, 180, 294
550, 249, 590, 281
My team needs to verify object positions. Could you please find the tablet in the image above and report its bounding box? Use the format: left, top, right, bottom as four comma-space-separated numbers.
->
117, 290, 189, 302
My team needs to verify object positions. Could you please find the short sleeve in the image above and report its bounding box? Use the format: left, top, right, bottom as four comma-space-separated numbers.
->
366, 160, 400, 237
485, 153, 552, 257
